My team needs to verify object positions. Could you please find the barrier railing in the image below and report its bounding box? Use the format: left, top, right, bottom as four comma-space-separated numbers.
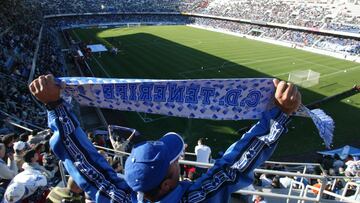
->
11, 125, 357, 202
0, 109, 45, 131
93, 145, 360, 202
59, 160, 67, 186
288, 180, 305, 203
341, 182, 360, 202
28, 25, 43, 84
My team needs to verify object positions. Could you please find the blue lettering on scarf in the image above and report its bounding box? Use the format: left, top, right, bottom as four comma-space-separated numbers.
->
138, 84, 153, 102
185, 85, 200, 104
96, 82, 262, 109
128, 84, 137, 101
153, 85, 167, 102
167, 84, 185, 103
241, 91, 261, 107
102, 84, 114, 99
225, 89, 242, 106
200, 87, 215, 105
115, 84, 128, 100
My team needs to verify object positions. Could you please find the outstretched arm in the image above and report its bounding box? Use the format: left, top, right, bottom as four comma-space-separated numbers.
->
29, 75, 131, 203
108, 125, 119, 150
126, 129, 136, 141
184, 79, 301, 202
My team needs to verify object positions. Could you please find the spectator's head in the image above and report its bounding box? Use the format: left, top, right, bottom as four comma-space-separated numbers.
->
34, 142, 45, 152
94, 134, 105, 146
98, 150, 107, 159
13, 141, 26, 155
197, 138, 205, 145
43, 140, 50, 153
271, 176, 281, 188
112, 160, 123, 173
67, 177, 82, 194
23, 149, 38, 163
116, 136, 126, 142
254, 193, 265, 202
32, 130, 39, 136
0, 143, 5, 159
124, 132, 184, 202
87, 132, 94, 140
334, 154, 340, 160
2, 133, 14, 147
19, 132, 29, 143
338, 167, 345, 175
187, 171, 195, 181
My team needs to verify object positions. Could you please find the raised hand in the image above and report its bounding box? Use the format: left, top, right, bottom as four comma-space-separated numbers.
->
273, 79, 301, 115
29, 74, 61, 104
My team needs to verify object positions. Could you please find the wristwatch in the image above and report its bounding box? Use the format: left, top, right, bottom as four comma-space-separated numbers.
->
45, 99, 64, 110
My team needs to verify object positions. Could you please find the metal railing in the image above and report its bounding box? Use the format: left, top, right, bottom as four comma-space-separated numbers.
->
93, 145, 360, 202
28, 25, 43, 84
59, 160, 67, 186
0, 109, 45, 131
7, 122, 358, 202
341, 182, 360, 202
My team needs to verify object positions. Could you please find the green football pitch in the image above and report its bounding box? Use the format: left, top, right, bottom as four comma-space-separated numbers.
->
69, 25, 360, 159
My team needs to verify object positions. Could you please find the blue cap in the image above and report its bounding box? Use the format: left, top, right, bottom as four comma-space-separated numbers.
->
124, 132, 184, 192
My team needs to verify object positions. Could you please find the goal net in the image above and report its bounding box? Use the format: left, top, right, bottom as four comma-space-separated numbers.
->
288, 70, 320, 87
127, 23, 141, 28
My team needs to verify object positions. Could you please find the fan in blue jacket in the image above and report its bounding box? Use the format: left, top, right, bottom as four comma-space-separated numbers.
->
29, 74, 301, 203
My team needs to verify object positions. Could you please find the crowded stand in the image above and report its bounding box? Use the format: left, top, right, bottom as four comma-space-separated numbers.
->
32, 0, 360, 33
286, 4, 331, 28
315, 36, 360, 55
0, 75, 47, 127
281, 30, 321, 46
34, 28, 66, 78
1, 126, 360, 202
46, 14, 193, 29
0, 0, 360, 202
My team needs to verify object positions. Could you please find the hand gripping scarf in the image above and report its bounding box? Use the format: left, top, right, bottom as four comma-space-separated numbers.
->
57, 77, 334, 148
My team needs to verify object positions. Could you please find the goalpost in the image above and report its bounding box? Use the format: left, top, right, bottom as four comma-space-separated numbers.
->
288, 70, 320, 87
127, 23, 141, 28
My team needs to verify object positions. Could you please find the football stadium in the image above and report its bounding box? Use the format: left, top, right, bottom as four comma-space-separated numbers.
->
0, 0, 359, 202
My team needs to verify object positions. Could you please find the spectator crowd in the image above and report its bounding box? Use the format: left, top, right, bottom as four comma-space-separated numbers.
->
1, 128, 359, 202
27, 0, 360, 34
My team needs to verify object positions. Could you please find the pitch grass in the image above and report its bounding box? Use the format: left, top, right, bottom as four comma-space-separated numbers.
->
70, 25, 360, 160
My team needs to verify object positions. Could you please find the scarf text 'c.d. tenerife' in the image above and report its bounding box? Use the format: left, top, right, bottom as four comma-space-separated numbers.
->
57, 77, 334, 148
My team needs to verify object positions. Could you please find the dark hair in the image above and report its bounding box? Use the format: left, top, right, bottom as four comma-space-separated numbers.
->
19, 133, 29, 142
87, 131, 94, 138
23, 149, 36, 163
31, 130, 39, 136
2, 134, 14, 146
187, 171, 195, 181
111, 160, 120, 169
144, 166, 174, 200
198, 138, 205, 145
42, 141, 50, 153
271, 176, 281, 188
334, 154, 340, 160
34, 143, 44, 152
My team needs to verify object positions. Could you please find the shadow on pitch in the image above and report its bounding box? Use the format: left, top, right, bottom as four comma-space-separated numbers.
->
89, 32, 359, 161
